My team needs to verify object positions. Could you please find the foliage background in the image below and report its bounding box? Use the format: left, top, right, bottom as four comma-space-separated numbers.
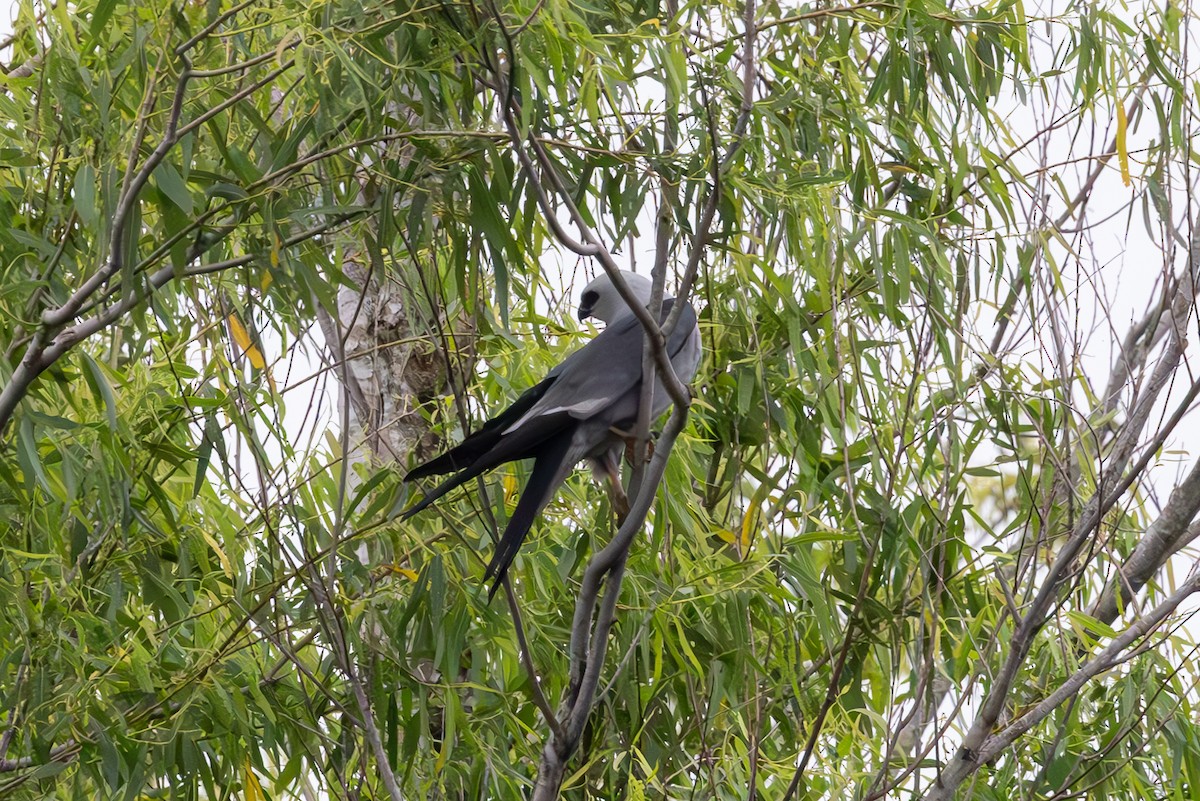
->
2, 0, 1200, 798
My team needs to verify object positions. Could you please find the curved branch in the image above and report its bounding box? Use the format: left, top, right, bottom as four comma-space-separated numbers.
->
532, 402, 691, 799
0, 211, 365, 432
924, 567, 1200, 801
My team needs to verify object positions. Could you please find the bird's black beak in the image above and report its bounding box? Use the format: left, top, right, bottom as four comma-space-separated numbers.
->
578, 290, 599, 321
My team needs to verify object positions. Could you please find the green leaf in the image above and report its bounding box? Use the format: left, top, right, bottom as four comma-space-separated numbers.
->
16, 415, 49, 491
74, 163, 98, 227
467, 163, 515, 327
80, 352, 118, 429
89, 0, 119, 37
152, 161, 193, 215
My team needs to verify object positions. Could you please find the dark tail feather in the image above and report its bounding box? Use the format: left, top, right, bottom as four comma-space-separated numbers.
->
400, 412, 572, 520
405, 445, 480, 481
398, 462, 488, 520
405, 379, 556, 481
484, 432, 576, 599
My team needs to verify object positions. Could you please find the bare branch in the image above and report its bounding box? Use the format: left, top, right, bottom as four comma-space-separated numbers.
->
924, 207, 1200, 801
42, 62, 192, 332
0, 210, 365, 431
175, 0, 261, 55
973, 568, 1200, 777
0, 739, 79, 774
532, 403, 692, 799
503, 576, 565, 742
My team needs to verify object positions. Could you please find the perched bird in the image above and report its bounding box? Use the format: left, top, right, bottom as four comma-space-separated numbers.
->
400, 271, 701, 597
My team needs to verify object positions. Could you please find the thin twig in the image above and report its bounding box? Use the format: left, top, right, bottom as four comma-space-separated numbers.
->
504, 576, 565, 741
0, 210, 365, 431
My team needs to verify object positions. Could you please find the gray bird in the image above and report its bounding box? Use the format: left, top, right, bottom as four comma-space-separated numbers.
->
400, 271, 701, 597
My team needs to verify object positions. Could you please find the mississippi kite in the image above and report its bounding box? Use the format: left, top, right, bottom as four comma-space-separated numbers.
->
401, 271, 701, 596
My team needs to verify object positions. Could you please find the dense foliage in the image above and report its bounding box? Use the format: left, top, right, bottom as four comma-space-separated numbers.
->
2, 0, 1199, 798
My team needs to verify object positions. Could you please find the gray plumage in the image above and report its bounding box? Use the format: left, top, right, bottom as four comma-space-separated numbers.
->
400, 271, 701, 597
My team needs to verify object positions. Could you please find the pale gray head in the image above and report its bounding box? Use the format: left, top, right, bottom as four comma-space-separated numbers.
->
577, 270, 655, 324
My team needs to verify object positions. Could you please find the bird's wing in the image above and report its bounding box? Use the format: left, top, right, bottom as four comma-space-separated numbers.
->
399, 408, 574, 519
404, 332, 601, 480
506, 298, 696, 431
649, 300, 701, 419
667, 299, 700, 382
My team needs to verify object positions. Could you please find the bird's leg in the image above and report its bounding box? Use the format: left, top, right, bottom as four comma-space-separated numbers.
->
595, 450, 630, 522
609, 425, 656, 466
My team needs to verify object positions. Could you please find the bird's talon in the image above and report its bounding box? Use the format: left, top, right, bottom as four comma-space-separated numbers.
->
623, 437, 657, 466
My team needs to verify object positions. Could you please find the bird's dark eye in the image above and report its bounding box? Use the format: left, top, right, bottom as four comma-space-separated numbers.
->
581, 290, 599, 308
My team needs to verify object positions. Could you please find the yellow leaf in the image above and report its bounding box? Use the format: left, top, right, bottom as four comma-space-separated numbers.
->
373, 563, 419, 582
1116, 100, 1131, 187
201, 529, 233, 579
739, 506, 758, 552
227, 314, 267, 371
502, 472, 519, 512
243, 758, 263, 801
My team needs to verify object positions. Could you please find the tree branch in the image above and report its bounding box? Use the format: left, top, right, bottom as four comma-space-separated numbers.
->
0, 210, 365, 432
923, 566, 1200, 801
532, 403, 692, 799
924, 209, 1200, 801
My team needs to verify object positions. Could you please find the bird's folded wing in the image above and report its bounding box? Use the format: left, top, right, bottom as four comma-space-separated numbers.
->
505, 298, 696, 431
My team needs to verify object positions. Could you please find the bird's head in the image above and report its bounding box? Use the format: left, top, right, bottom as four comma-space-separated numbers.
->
577, 270, 654, 324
